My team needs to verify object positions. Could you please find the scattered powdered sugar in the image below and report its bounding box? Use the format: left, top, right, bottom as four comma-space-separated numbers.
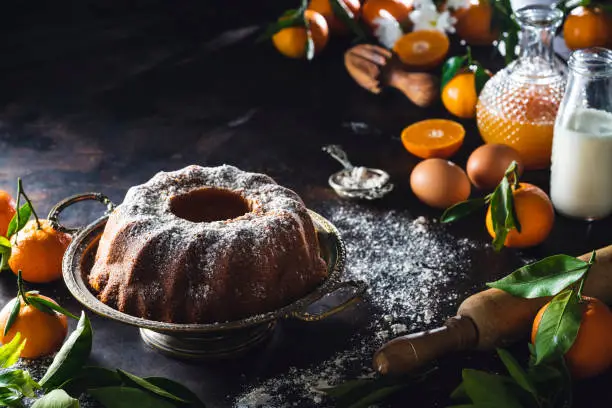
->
234, 202, 485, 407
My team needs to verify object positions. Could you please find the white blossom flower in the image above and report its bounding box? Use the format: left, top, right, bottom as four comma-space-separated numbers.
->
445, 0, 470, 11
409, 4, 457, 33
373, 10, 405, 49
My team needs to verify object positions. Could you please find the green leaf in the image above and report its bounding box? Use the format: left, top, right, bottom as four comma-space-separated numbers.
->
487, 255, 589, 298
329, 0, 367, 40
0, 369, 40, 398
474, 65, 490, 95
534, 288, 583, 365
144, 377, 206, 408
0, 244, 10, 271
3, 299, 21, 337
88, 387, 177, 408
500, 176, 520, 233
441, 56, 467, 90
32, 389, 79, 408
441, 198, 486, 223
450, 382, 469, 401
527, 354, 572, 408
117, 370, 187, 403
496, 348, 537, 399
344, 384, 408, 408
59, 367, 122, 398
26, 296, 79, 320
0, 237, 10, 249
489, 187, 508, 251
461, 369, 524, 408
39, 312, 93, 390
0, 332, 27, 368
6, 203, 32, 239
320, 375, 417, 408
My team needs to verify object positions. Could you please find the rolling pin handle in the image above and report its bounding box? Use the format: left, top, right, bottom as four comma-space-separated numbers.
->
373, 315, 479, 375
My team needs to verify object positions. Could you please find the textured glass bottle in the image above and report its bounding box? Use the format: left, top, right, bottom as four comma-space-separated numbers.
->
550, 48, 612, 220
476, 5, 566, 170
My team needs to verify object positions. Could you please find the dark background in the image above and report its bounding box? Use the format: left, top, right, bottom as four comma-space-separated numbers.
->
1, 1, 612, 406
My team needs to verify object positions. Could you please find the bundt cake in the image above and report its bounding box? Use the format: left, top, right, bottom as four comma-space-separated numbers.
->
88, 165, 328, 324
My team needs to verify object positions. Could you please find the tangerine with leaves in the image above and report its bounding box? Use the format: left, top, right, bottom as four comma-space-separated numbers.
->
9, 219, 71, 283
0, 293, 68, 359
563, 6, 611, 51
454, 0, 499, 46
272, 10, 329, 59
362, 0, 413, 31
0, 191, 16, 238
532, 296, 612, 379
308, 0, 361, 34
393, 30, 450, 70
485, 182, 554, 248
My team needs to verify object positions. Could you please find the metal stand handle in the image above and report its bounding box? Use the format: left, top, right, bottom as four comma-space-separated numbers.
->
48, 193, 116, 234
290, 280, 368, 322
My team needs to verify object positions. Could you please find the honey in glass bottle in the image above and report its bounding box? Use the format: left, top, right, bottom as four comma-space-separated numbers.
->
476, 5, 566, 170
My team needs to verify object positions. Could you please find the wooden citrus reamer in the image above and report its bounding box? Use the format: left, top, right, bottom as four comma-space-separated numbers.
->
373, 245, 612, 375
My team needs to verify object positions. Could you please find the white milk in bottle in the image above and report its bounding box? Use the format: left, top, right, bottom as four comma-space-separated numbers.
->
550, 47, 612, 220
551, 108, 612, 219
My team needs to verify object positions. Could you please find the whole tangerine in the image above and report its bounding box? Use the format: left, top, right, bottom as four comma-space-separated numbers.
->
308, 0, 361, 34
532, 296, 612, 379
442, 72, 478, 119
272, 10, 329, 59
9, 219, 72, 283
563, 6, 610, 50
485, 183, 554, 248
0, 294, 68, 359
362, 0, 413, 31
454, 0, 499, 46
0, 191, 16, 238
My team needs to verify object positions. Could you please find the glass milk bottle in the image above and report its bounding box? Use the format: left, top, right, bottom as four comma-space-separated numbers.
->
550, 48, 612, 220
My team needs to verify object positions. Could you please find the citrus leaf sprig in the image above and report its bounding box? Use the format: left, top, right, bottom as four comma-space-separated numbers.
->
258, 0, 316, 60
320, 368, 435, 408
450, 347, 572, 408
441, 161, 521, 251
441, 46, 491, 94
487, 250, 597, 365
490, 0, 521, 64
3, 271, 79, 336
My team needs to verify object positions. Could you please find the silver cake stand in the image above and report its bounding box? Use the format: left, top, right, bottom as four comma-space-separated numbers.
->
51, 193, 364, 360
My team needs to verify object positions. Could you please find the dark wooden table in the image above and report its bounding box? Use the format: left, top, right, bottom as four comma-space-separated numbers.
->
1, 1, 611, 406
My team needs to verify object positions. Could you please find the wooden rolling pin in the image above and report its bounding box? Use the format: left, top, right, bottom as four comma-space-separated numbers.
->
374, 245, 612, 375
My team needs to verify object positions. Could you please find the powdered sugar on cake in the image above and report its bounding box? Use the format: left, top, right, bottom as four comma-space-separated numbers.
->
87, 165, 328, 324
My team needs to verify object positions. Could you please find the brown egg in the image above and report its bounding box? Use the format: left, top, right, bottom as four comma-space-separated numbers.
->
467, 144, 524, 190
410, 158, 471, 209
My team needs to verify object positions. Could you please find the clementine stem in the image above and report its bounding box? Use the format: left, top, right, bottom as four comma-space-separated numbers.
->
17, 179, 41, 230
17, 270, 29, 305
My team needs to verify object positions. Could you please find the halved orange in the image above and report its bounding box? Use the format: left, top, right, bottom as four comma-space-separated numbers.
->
392, 30, 450, 70
401, 119, 465, 159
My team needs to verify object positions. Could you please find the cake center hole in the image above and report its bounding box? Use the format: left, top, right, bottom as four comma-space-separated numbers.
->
170, 188, 251, 222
